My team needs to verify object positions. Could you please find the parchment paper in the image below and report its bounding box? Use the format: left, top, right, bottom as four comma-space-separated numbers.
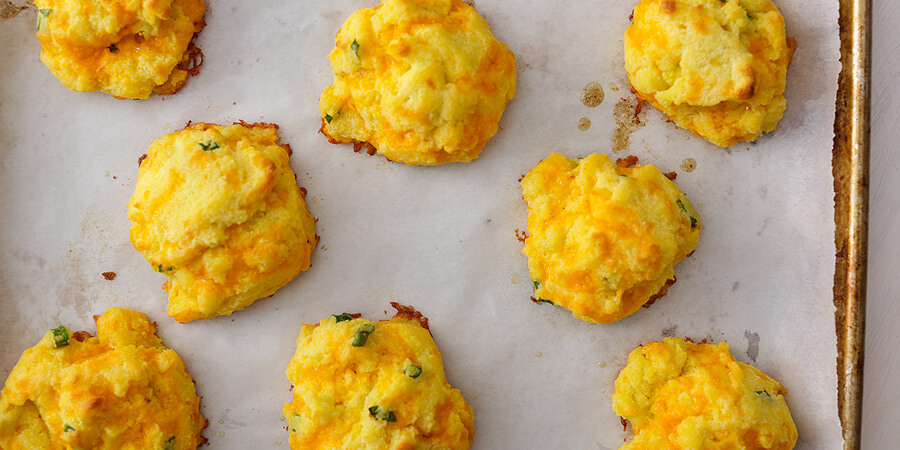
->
0, 0, 842, 448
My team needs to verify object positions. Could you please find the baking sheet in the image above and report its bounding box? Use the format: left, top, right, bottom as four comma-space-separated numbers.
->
0, 0, 843, 448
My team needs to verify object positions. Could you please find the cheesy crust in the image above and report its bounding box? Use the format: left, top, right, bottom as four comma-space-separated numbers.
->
34, 0, 206, 99
0, 308, 206, 449
127, 122, 318, 323
521, 153, 701, 324
624, 0, 796, 147
613, 337, 798, 449
319, 0, 517, 165
283, 306, 474, 449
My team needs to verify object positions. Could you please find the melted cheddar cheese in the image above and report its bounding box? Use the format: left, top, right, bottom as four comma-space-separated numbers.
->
0, 308, 205, 449
613, 337, 798, 449
127, 122, 318, 322
319, 0, 517, 165
283, 310, 474, 449
624, 0, 795, 147
521, 153, 700, 323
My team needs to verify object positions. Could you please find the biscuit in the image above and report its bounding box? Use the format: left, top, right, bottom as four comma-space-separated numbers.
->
319, 0, 517, 165
0, 308, 206, 449
521, 153, 700, 324
624, 0, 796, 147
613, 337, 798, 449
283, 304, 474, 448
34, 0, 205, 99
127, 122, 318, 323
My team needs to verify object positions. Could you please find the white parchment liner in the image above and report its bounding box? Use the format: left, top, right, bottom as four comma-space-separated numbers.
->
0, 0, 841, 448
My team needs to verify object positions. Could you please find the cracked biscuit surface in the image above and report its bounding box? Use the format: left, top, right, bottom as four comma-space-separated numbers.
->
624, 0, 796, 147
0, 308, 206, 449
319, 0, 517, 165
34, 0, 205, 99
283, 305, 474, 449
613, 337, 798, 449
127, 122, 318, 323
521, 153, 700, 324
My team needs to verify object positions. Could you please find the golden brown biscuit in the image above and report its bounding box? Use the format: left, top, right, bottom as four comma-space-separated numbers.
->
319, 0, 517, 165
624, 0, 796, 146
34, 0, 205, 99
0, 308, 206, 449
127, 122, 318, 322
521, 153, 700, 323
613, 337, 798, 449
283, 304, 474, 448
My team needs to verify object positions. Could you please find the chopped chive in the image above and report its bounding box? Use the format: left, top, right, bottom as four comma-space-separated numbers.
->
198, 141, 220, 151
676, 199, 687, 213
164, 436, 175, 450
63, 424, 75, 432
289, 413, 301, 433
51, 326, 69, 348
690, 216, 698, 229
533, 280, 541, 290
368, 405, 396, 422
351, 40, 360, 58
324, 114, 333, 123
756, 390, 771, 397
352, 324, 375, 347
37, 8, 51, 32
746, 11, 752, 19
404, 364, 422, 378
537, 298, 554, 305
332, 313, 354, 323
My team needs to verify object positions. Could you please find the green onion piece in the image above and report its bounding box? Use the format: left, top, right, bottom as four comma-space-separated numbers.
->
690, 216, 698, 229
37, 9, 51, 32
51, 326, 69, 348
63, 424, 75, 432
368, 405, 396, 422
332, 313, 353, 323
168, 266, 174, 272
156, 264, 164, 272
324, 114, 333, 123
756, 390, 771, 397
404, 364, 422, 378
289, 413, 301, 433
746, 11, 752, 19
164, 435, 175, 450
676, 199, 687, 213
533, 280, 541, 290
352, 324, 375, 347
198, 141, 220, 151
537, 298, 554, 305
351, 40, 360, 58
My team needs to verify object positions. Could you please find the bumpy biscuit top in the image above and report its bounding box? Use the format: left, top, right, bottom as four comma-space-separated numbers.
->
283, 310, 474, 449
319, 0, 517, 165
127, 123, 317, 322
34, 0, 205, 99
522, 153, 700, 324
0, 308, 205, 449
624, 0, 795, 146
613, 337, 798, 449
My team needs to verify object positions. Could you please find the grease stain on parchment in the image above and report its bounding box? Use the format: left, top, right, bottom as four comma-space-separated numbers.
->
612, 96, 646, 153
0, 1, 32, 20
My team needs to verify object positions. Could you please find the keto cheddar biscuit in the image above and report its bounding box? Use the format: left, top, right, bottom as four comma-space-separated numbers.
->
127, 122, 318, 323
34, 0, 206, 99
283, 304, 474, 449
319, 0, 517, 165
613, 337, 798, 449
0, 308, 206, 449
521, 153, 701, 324
624, 0, 796, 147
